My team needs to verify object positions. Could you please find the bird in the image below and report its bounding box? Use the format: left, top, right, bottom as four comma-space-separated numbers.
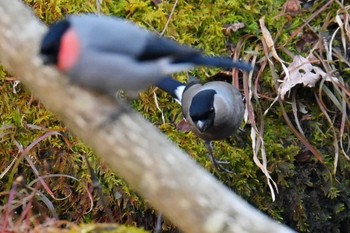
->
40, 14, 253, 96
156, 77, 245, 173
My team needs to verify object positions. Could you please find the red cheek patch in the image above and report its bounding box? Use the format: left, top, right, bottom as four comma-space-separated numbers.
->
58, 28, 80, 72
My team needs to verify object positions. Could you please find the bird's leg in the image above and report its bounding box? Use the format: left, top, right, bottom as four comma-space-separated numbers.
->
154, 212, 163, 233
99, 95, 131, 128
84, 155, 115, 222
204, 141, 233, 174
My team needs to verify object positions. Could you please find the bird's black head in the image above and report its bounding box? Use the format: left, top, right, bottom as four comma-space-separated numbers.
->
40, 19, 70, 65
189, 89, 217, 132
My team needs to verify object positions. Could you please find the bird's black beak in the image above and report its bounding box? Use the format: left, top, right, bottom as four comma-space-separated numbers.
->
195, 120, 209, 132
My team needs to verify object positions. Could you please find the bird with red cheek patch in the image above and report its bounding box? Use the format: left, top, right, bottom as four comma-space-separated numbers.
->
57, 28, 80, 72
40, 14, 253, 97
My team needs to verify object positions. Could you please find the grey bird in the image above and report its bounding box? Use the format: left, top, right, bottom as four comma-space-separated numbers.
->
39, 14, 253, 96
156, 77, 244, 173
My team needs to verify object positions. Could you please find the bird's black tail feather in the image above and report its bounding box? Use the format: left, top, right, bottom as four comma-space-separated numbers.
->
156, 77, 184, 102
197, 56, 253, 71
175, 56, 253, 71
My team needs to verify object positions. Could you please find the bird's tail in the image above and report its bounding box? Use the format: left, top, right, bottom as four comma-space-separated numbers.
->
185, 56, 253, 71
156, 77, 185, 103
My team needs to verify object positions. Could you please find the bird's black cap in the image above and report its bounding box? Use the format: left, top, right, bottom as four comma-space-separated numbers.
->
189, 89, 217, 132
40, 19, 70, 65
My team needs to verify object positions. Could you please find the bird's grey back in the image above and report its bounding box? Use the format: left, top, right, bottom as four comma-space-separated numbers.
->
205, 81, 243, 129
182, 81, 242, 117
69, 14, 149, 57
204, 81, 242, 107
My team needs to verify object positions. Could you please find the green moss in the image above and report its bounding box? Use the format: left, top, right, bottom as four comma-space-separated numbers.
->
1, 0, 350, 232
71, 223, 150, 233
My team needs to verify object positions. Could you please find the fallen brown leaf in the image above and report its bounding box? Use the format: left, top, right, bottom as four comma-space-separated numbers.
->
278, 55, 338, 99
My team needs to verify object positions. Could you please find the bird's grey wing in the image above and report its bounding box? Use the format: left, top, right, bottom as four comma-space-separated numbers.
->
208, 82, 244, 132
70, 14, 198, 61
70, 15, 150, 57
139, 37, 253, 71
205, 82, 242, 105
137, 35, 199, 61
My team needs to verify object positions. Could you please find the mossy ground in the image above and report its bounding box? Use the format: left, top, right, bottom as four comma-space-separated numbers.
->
1, 0, 350, 232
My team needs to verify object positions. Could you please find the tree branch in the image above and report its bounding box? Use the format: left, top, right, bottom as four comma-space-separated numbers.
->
0, 1, 295, 233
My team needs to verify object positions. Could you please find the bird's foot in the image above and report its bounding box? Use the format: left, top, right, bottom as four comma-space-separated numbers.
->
154, 212, 163, 233
210, 157, 233, 174
99, 101, 130, 128
205, 141, 233, 174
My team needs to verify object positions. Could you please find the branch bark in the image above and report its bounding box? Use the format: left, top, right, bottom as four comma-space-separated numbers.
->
0, 1, 295, 233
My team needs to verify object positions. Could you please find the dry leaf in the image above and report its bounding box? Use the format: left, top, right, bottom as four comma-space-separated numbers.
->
296, 29, 319, 53
259, 17, 275, 49
295, 149, 313, 162
208, 71, 232, 83
176, 119, 191, 132
259, 17, 290, 79
279, 55, 339, 99
283, 0, 301, 14
222, 23, 245, 36
151, 0, 162, 5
